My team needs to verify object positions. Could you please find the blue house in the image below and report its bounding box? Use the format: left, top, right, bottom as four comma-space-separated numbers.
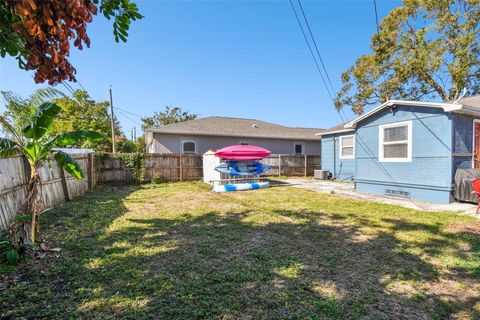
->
318, 96, 480, 204
318, 123, 355, 181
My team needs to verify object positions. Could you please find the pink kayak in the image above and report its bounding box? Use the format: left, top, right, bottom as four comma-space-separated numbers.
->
214, 145, 271, 160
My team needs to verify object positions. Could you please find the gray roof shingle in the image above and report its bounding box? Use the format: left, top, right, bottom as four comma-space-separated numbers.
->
315, 123, 354, 136
145, 116, 322, 140
459, 95, 480, 109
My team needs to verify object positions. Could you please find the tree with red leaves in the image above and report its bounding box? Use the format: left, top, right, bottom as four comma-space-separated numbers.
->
0, 0, 142, 85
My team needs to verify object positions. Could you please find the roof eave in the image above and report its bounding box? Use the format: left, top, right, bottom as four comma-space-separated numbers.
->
315, 128, 355, 136
344, 100, 462, 129
145, 130, 321, 140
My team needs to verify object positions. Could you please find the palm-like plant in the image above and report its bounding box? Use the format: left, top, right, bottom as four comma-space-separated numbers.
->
0, 102, 105, 245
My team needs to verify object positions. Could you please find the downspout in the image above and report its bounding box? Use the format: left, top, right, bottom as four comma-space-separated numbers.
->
333, 135, 336, 179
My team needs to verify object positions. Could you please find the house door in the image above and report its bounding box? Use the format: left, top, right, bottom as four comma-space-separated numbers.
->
474, 121, 480, 168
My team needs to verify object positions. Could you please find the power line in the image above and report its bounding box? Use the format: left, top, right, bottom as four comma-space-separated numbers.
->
289, 0, 334, 102
114, 106, 143, 118
373, 0, 380, 35
289, 0, 350, 123
115, 108, 143, 127
297, 0, 336, 96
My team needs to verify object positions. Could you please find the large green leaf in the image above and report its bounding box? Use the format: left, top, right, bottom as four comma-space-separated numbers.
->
0, 138, 20, 158
54, 151, 85, 180
22, 102, 62, 140
51, 130, 106, 147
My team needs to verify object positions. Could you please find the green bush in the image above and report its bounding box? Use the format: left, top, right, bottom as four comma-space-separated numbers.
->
0, 232, 19, 268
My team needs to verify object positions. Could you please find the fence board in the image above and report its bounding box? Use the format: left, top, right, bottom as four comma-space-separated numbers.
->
0, 154, 94, 231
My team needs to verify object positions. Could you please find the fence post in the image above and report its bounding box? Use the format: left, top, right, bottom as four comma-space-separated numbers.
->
87, 153, 94, 190
304, 154, 307, 177
179, 154, 183, 182
59, 167, 70, 201
278, 154, 282, 177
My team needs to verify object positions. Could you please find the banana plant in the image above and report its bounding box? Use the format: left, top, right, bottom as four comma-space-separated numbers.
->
0, 102, 105, 244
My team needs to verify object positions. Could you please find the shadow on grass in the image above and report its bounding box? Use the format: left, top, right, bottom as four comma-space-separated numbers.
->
2, 185, 479, 319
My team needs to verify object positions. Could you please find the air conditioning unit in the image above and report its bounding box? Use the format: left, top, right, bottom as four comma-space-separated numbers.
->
314, 170, 329, 180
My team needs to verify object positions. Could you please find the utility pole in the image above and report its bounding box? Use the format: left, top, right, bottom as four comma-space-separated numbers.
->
133, 126, 137, 141
109, 87, 116, 154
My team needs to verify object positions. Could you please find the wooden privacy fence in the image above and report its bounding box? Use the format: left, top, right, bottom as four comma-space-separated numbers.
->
0, 154, 96, 231
97, 154, 203, 184
98, 153, 321, 184
260, 154, 321, 177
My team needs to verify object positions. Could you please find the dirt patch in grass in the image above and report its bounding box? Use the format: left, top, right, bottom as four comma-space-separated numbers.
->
447, 221, 480, 235
1, 183, 480, 319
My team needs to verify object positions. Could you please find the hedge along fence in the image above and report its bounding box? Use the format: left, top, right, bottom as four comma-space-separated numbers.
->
0, 154, 96, 232
97, 153, 321, 184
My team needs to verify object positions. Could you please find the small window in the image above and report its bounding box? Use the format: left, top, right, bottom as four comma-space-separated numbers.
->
339, 135, 355, 159
239, 140, 253, 146
379, 121, 412, 162
294, 143, 304, 155
182, 140, 196, 154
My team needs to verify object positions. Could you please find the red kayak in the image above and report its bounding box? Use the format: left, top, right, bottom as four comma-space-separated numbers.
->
214, 145, 271, 160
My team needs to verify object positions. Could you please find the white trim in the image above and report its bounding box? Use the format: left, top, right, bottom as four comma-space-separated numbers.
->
378, 120, 412, 162
339, 135, 355, 159
472, 119, 480, 168
315, 128, 355, 136
181, 139, 197, 154
293, 142, 305, 155
345, 100, 463, 129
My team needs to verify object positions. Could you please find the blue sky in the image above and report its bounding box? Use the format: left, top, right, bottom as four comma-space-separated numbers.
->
0, 0, 401, 136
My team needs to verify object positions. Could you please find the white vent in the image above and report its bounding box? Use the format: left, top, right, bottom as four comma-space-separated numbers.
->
252, 123, 258, 128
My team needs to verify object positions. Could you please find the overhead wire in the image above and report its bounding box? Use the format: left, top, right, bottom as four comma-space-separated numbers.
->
289, 0, 350, 123
296, 0, 336, 96
288, 0, 335, 102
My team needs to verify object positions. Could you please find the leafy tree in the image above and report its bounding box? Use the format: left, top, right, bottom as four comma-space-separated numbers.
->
1, 0, 142, 85
141, 106, 198, 130
50, 90, 122, 152
116, 136, 144, 153
1, 88, 65, 135
3, 89, 120, 152
335, 0, 480, 114
0, 102, 105, 245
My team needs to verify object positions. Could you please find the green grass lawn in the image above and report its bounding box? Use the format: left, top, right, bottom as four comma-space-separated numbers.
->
1, 182, 480, 319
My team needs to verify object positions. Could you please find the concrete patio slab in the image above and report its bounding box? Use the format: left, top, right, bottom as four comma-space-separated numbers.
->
280, 178, 480, 218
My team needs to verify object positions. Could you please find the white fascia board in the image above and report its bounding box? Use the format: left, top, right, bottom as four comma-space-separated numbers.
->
315, 128, 355, 136
344, 99, 463, 129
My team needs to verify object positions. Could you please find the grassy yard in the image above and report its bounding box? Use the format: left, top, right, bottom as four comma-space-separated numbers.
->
1, 182, 480, 319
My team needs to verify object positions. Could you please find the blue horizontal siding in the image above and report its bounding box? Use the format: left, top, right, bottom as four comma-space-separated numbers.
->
354, 105, 453, 203
321, 133, 355, 181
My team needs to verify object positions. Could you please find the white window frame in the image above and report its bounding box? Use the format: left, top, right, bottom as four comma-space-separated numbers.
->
339, 135, 355, 159
181, 139, 197, 154
378, 120, 412, 162
472, 119, 480, 168
293, 142, 305, 155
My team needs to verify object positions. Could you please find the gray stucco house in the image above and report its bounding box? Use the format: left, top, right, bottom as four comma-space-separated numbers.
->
145, 116, 322, 155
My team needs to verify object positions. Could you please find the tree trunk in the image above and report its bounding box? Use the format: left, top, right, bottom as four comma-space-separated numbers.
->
10, 167, 41, 245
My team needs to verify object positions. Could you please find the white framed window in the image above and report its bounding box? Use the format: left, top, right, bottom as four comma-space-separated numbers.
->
239, 140, 253, 146
339, 135, 355, 159
379, 120, 412, 162
181, 139, 197, 154
294, 142, 305, 155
